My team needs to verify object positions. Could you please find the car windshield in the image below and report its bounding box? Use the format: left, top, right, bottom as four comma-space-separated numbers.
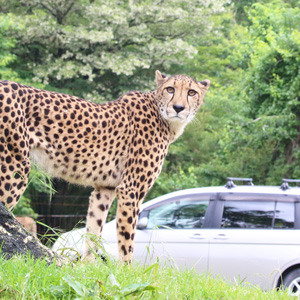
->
146, 199, 209, 229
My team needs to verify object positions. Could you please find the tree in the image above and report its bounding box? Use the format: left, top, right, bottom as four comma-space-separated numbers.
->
2, 0, 226, 101
159, 0, 300, 189
198, 0, 300, 185
0, 15, 19, 81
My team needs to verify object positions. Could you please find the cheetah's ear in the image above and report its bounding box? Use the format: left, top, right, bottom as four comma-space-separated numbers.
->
198, 79, 211, 91
155, 70, 167, 87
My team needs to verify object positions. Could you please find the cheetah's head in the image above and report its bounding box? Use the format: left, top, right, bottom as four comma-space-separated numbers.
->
155, 70, 210, 126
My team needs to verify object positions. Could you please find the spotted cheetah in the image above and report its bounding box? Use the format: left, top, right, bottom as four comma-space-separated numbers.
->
0, 71, 210, 262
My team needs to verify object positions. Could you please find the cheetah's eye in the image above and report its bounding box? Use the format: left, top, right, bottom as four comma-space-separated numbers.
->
166, 87, 175, 94
188, 89, 197, 97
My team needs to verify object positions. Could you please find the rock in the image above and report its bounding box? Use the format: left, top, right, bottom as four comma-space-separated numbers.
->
0, 202, 67, 266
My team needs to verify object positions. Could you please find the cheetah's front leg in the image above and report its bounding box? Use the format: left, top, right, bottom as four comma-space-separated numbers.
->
84, 187, 116, 260
115, 185, 145, 263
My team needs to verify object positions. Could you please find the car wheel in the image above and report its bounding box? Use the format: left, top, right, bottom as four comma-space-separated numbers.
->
283, 269, 300, 296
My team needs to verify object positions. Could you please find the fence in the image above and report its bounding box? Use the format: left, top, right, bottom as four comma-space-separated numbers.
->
31, 195, 89, 240
30, 192, 116, 242
37, 214, 86, 237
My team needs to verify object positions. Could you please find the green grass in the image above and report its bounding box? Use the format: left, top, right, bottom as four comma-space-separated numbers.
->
0, 253, 294, 299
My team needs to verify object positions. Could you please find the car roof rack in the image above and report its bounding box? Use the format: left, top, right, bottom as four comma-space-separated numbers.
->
225, 177, 254, 189
280, 178, 300, 191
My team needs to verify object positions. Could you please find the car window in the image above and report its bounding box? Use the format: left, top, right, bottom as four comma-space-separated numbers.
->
274, 202, 294, 229
146, 200, 209, 229
221, 201, 294, 229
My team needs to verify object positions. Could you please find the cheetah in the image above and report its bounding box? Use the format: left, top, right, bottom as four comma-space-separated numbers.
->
0, 71, 210, 262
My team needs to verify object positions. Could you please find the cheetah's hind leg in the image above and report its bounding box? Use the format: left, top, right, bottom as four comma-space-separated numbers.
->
84, 187, 116, 261
0, 143, 31, 209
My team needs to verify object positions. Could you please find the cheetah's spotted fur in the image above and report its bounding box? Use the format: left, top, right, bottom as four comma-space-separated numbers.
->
0, 71, 210, 262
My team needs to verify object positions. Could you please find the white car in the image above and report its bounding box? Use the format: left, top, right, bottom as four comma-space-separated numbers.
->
52, 177, 300, 295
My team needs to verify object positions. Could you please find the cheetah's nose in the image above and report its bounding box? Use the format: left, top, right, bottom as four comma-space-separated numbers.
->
173, 104, 185, 114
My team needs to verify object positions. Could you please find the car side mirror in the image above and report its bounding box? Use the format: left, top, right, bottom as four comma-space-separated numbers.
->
137, 217, 148, 230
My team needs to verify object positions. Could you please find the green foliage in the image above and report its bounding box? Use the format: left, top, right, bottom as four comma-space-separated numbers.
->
25, 166, 55, 195
229, 0, 271, 25
12, 196, 37, 218
52, 273, 157, 299
208, 0, 300, 185
2, 0, 225, 101
0, 15, 20, 81
13, 166, 54, 218
147, 167, 198, 199
160, 0, 300, 192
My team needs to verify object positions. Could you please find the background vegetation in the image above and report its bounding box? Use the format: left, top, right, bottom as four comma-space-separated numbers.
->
1, 0, 300, 220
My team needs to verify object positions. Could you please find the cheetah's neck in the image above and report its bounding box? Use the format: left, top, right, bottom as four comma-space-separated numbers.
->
168, 121, 187, 143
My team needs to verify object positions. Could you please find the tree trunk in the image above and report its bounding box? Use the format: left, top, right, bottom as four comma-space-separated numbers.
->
0, 203, 66, 265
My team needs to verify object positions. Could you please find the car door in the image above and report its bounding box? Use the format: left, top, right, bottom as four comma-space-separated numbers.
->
208, 193, 300, 290
133, 194, 213, 272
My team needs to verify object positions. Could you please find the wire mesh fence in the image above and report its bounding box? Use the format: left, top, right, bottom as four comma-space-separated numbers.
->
28, 189, 116, 243
37, 214, 86, 236
30, 194, 89, 239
